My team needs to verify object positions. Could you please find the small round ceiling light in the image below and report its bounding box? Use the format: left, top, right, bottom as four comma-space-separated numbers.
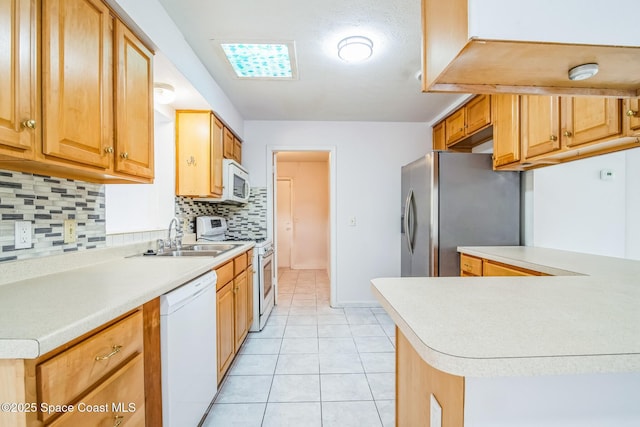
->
337, 36, 373, 62
568, 63, 599, 81
154, 83, 176, 104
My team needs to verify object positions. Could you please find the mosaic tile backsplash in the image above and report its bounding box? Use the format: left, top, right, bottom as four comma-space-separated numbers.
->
0, 168, 267, 264
0, 170, 106, 262
176, 187, 268, 239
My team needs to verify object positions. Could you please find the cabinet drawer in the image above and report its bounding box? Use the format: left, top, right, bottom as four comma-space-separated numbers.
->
37, 311, 143, 421
460, 254, 482, 276
483, 260, 540, 276
216, 261, 234, 290
247, 249, 254, 266
234, 252, 247, 275
48, 353, 146, 427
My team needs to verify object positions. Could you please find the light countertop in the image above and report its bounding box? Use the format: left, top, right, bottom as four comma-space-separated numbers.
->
371, 246, 640, 377
0, 241, 254, 359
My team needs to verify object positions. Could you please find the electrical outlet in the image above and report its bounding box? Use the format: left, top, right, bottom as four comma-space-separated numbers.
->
14, 221, 32, 249
64, 219, 77, 243
348, 216, 357, 227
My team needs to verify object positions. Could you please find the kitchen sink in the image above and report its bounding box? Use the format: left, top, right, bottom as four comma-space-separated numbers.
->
156, 250, 225, 257
152, 242, 245, 257
180, 243, 244, 252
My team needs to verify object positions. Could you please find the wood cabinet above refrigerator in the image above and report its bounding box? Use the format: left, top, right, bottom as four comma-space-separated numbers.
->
421, 0, 640, 97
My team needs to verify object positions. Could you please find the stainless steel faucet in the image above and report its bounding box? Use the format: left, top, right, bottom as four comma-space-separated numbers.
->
166, 217, 183, 250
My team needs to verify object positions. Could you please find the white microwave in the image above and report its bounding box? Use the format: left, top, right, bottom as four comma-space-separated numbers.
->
223, 159, 250, 203
195, 159, 250, 204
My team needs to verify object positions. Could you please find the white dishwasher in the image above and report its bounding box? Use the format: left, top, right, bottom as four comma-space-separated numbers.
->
161, 271, 217, 427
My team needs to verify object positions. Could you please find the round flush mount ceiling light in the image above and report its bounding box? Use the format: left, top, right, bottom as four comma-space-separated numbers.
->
568, 63, 599, 81
337, 36, 373, 62
153, 83, 176, 104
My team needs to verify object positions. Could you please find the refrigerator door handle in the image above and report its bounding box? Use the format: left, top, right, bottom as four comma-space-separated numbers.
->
404, 189, 414, 254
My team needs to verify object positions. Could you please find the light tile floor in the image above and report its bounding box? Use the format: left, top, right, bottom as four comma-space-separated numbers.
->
202, 268, 396, 427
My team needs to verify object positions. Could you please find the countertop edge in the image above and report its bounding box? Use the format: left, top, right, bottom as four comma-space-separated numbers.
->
371, 278, 640, 377
0, 241, 254, 359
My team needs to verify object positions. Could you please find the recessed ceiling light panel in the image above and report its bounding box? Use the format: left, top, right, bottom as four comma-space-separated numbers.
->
219, 42, 297, 79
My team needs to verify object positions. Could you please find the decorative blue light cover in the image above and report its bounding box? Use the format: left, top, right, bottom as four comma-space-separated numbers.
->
221, 43, 293, 78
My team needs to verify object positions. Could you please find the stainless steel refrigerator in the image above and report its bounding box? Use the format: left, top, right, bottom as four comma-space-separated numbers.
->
401, 152, 521, 277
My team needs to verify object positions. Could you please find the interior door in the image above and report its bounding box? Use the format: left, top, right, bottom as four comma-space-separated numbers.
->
277, 178, 293, 269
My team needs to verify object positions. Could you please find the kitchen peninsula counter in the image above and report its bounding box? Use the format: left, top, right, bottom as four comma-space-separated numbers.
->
371, 246, 640, 377
0, 241, 254, 359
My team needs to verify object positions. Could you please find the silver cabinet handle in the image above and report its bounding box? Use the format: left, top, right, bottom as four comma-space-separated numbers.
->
113, 415, 124, 427
21, 119, 36, 129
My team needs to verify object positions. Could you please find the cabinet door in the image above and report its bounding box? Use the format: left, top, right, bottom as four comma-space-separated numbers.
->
247, 265, 254, 329
42, 0, 112, 168
0, 0, 36, 157
210, 116, 224, 196
625, 98, 640, 135
114, 20, 154, 179
483, 260, 539, 276
223, 127, 234, 159
176, 111, 211, 196
563, 97, 621, 148
233, 137, 242, 163
521, 95, 561, 158
466, 95, 491, 134
445, 108, 465, 145
432, 121, 446, 150
234, 271, 248, 351
216, 281, 235, 383
492, 94, 521, 168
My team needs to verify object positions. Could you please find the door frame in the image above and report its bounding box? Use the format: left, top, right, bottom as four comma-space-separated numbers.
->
267, 145, 337, 307
276, 177, 294, 269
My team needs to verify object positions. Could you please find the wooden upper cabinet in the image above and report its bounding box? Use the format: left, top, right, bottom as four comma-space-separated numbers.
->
521, 95, 561, 159
233, 136, 242, 163
465, 95, 491, 134
445, 108, 465, 146
432, 121, 446, 150
114, 19, 154, 178
175, 111, 211, 196
421, 0, 640, 97
562, 97, 621, 148
0, 0, 36, 158
492, 94, 520, 168
625, 98, 640, 136
223, 127, 234, 159
211, 117, 224, 196
175, 111, 224, 197
42, 0, 113, 169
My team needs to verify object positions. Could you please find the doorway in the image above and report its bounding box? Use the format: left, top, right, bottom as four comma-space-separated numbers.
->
269, 147, 336, 306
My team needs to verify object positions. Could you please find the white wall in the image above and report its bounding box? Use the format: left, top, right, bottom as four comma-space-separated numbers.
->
625, 148, 640, 259
244, 121, 430, 305
530, 149, 640, 259
105, 109, 176, 233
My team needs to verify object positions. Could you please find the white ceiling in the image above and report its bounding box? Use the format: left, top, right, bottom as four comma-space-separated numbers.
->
155, 0, 462, 122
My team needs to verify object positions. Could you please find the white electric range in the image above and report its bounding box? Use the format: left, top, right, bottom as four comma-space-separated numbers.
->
195, 216, 274, 331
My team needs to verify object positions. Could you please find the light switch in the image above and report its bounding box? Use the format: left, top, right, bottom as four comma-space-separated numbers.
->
64, 219, 77, 243
430, 394, 442, 427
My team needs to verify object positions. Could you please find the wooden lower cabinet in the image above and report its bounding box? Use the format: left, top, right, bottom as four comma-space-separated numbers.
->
48, 354, 145, 427
460, 253, 546, 277
397, 329, 464, 427
483, 260, 542, 277
0, 305, 154, 427
216, 280, 235, 383
247, 265, 254, 329
216, 250, 253, 384
233, 271, 248, 350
